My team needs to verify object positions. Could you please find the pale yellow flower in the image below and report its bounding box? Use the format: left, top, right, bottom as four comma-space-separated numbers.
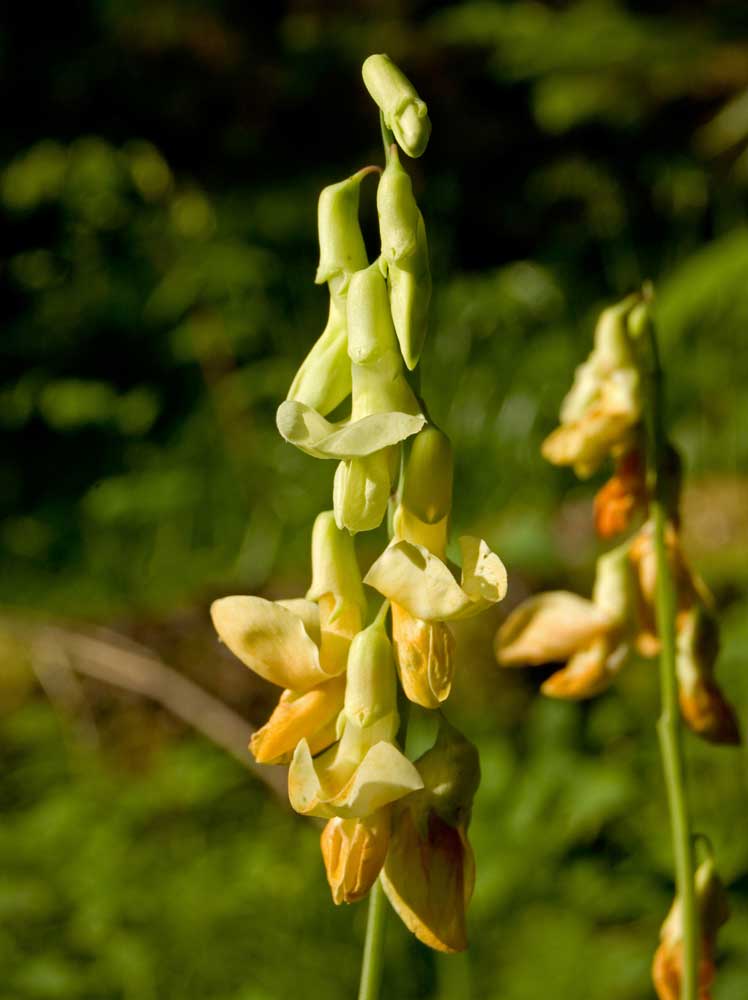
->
496, 543, 634, 699
542, 294, 642, 477
288, 620, 423, 819
211, 512, 366, 764
381, 719, 479, 953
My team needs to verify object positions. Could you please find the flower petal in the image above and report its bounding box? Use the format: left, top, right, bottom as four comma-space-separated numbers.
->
276, 399, 425, 459
541, 637, 629, 700
381, 809, 471, 953
289, 738, 423, 819
496, 591, 612, 667
365, 536, 506, 622
249, 676, 346, 765
211, 596, 332, 690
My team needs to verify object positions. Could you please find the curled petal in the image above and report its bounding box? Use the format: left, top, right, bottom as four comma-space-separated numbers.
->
288, 737, 423, 820
320, 809, 390, 905
541, 637, 629, 700
211, 596, 333, 690
365, 536, 507, 622
381, 809, 473, 953
276, 398, 425, 460
496, 592, 612, 667
542, 405, 638, 478
250, 675, 346, 765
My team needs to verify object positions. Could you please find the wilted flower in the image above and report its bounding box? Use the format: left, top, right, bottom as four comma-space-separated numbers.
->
288, 617, 423, 818
362, 54, 432, 158
652, 854, 730, 1000
381, 718, 479, 953
496, 542, 635, 699
542, 294, 642, 477
211, 512, 366, 763
320, 808, 391, 905
629, 521, 740, 744
594, 447, 647, 538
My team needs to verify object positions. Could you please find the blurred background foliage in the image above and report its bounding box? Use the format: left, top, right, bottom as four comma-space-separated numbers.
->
2, 1, 747, 997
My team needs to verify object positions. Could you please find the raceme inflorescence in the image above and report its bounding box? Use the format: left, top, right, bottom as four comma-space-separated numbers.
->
211, 54, 507, 961
495, 292, 739, 1000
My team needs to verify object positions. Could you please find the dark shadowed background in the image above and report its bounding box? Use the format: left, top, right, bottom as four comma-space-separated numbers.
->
2, 2, 748, 997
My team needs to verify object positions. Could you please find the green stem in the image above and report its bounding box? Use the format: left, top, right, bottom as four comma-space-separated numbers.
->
380, 110, 395, 163
358, 878, 388, 1000
638, 300, 698, 1000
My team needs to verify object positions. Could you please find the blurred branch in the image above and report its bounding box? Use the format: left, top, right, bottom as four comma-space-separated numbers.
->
4, 615, 288, 804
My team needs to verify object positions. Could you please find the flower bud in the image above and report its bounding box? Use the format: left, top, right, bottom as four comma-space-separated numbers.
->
653, 854, 729, 1000
307, 511, 367, 618
286, 293, 352, 416
320, 809, 390, 904
377, 143, 419, 264
591, 292, 640, 373
416, 717, 480, 828
387, 210, 431, 370
362, 54, 432, 158
347, 262, 401, 369
307, 511, 368, 674
401, 426, 453, 525
315, 167, 376, 285
333, 450, 397, 535
343, 620, 399, 729
676, 606, 740, 745
381, 719, 478, 953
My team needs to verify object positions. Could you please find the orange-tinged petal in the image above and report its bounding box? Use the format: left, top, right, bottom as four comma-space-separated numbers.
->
391, 602, 455, 709
594, 448, 646, 538
320, 808, 390, 904
381, 809, 472, 953
679, 679, 741, 745
249, 675, 346, 765
540, 635, 629, 700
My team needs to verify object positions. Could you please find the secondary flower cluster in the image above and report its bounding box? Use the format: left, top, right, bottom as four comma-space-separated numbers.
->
211, 54, 507, 953
494, 291, 738, 996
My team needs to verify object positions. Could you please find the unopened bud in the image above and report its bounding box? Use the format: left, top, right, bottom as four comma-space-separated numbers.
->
347, 262, 401, 368
676, 606, 740, 745
307, 511, 367, 618
315, 167, 376, 285
321, 809, 390, 904
377, 144, 419, 263
402, 426, 453, 524
343, 620, 399, 728
286, 293, 352, 416
333, 450, 397, 535
593, 292, 640, 372
388, 210, 431, 370
415, 717, 480, 828
362, 54, 432, 159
